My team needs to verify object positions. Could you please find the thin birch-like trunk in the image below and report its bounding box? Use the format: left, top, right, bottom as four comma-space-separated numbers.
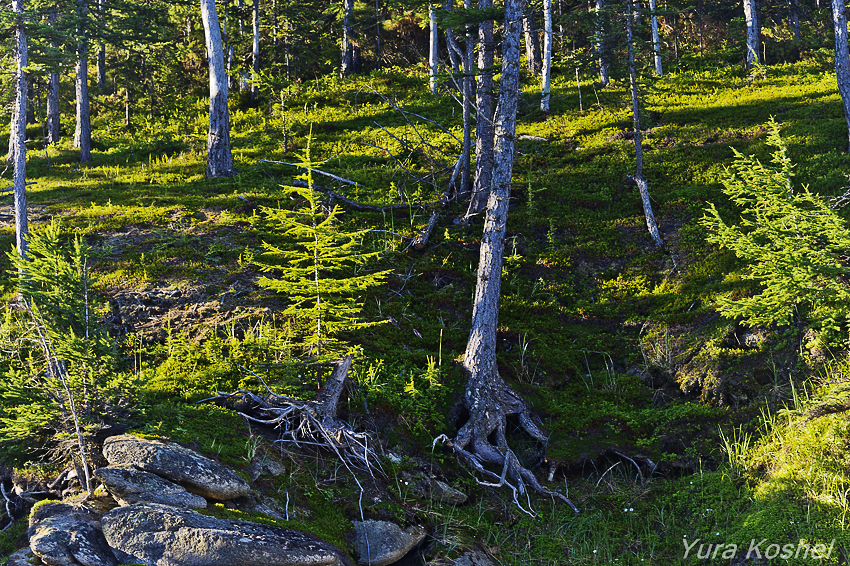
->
74, 0, 92, 163
832, 0, 850, 153
201, 0, 236, 177
13, 0, 29, 257
429, 4, 439, 94
252, 0, 259, 99
445, 0, 462, 73
47, 6, 60, 144
743, 0, 760, 66
626, 0, 663, 247
523, 12, 542, 74
341, 0, 354, 77
97, 0, 105, 92
650, 0, 662, 75
540, 0, 552, 111
595, 0, 610, 86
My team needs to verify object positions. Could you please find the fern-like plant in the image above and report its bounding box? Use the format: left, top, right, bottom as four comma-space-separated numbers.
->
701, 119, 850, 343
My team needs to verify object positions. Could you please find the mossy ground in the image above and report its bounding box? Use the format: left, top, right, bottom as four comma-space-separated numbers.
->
2, 56, 850, 564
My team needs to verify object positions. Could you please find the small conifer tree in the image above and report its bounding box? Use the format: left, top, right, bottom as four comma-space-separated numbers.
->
1, 222, 119, 481
257, 141, 390, 363
701, 119, 850, 343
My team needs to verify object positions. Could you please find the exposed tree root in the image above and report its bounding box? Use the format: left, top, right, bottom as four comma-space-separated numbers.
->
435, 371, 579, 516
202, 357, 384, 485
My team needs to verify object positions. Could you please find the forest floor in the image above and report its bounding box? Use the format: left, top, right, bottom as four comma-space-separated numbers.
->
3, 55, 850, 565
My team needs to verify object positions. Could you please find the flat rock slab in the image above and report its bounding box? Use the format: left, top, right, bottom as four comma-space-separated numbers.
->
101, 502, 348, 566
29, 502, 117, 566
102, 434, 250, 500
94, 466, 207, 509
353, 520, 427, 566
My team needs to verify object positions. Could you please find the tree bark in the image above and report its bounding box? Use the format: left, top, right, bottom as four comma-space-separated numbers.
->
445, 0, 463, 73
12, 0, 29, 257
429, 4, 439, 94
743, 0, 760, 67
252, 0, 259, 100
445, 0, 578, 513
74, 0, 92, 163
540, 0, 553, 111
201, 0, 237, 177
595, 0, 610, 86
341, 0, 354, 77
46, 5, 61, 145
789, 0, 801, 41
523, 12, 542, 74
649, 0, 662, 75
467, 0, 496, 217
832, 0, 850, 153
461, 0, 475, 199
97, 0, 105, 92
626, 0, 663, 247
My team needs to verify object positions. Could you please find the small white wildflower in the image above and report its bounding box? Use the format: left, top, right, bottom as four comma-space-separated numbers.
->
629, 508, 634, 512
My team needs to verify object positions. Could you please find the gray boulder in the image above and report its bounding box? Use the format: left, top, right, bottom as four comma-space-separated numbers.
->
29, 502, 117, 566
353, 520, 427, 566
453, 550, 497, 566
93, 466, 207, 509
101, 502, 349, 566
5, 548, 38, 566
102, 434, 250, 500
414, 479, 467, 506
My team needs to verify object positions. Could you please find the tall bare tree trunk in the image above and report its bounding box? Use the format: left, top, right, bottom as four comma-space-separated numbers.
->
444, 0, 463, 73
595, 0, 610, 86
74, 0, 92, 163
201, 0, 236, 177
12, 0, 29, 257
467, 0, 495, 217
626, 0, 663, 247
523, 12, 542, 74
440, 0, 578, 513
429, 4, 439, 94
341, 0, 354, 77
47, 5, 61, 144
540, 0, 552, 111
97, 0, 106, 92
832, 0, 850, 153
252, 0, 259, 99
743, 0, 761, 66
649, 0, 662, 75
461, 0, 475, 198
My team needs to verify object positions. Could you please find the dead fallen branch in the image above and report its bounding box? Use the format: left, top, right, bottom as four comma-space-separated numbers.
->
412, 212, 439, 250
200, 357, 384, 482
259, 160, 361, 187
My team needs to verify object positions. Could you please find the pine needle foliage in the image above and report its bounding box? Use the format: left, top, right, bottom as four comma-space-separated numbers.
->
0, 222, 120, 465
257, 140, 391, 363
701, 119, 850, 342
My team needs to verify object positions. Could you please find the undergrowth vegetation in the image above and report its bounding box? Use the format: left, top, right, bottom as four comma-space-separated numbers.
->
3, 55, 850, 563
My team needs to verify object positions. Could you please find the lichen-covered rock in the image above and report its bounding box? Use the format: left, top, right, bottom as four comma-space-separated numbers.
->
453, 550, 497, 566
353, 520, 427, 566
101, 502, 349, 566
414, 479, 467, 506
94, 467, 207, 509
28, 502, 116, 566
102, 434, 250, 500
5, 547, 39, 566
